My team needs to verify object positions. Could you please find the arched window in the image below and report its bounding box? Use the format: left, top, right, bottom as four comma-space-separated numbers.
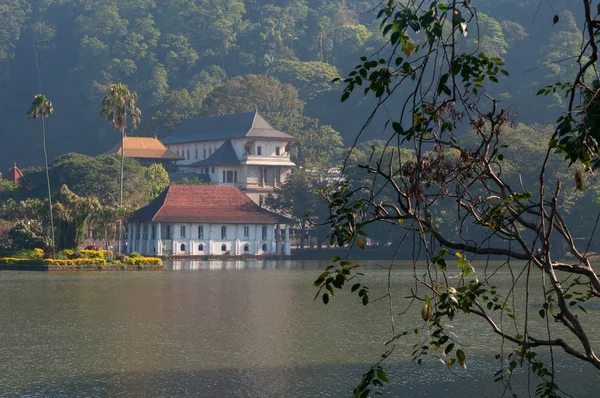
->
198, 243, 204, 251
262, 243, 267, 252
221, 244, 227, 252
180, 243, 186, 252
244, 244, 249, 252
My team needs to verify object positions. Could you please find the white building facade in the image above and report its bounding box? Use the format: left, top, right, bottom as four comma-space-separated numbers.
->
128, 185, 291, 257
161, 112, 297, 205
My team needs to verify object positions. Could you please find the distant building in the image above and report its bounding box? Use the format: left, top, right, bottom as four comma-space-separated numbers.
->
128, 185, 291, 257
162, 112, 297, 205
3, 162, 23, 186
102, 136, 183, 165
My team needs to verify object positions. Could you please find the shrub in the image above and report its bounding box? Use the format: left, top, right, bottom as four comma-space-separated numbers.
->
80, 249, 106, 259
129, 252, 142, 258
69, 252, 84, 259
85, 245, 100, 251
115, 252, 127, 261
43, 258, 107, 266
128, 256, 162, 266
14, 249, 41, 259
33, 248, 44, 258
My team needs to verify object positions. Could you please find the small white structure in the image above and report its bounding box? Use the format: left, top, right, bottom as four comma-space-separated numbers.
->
127, 185, 291, 257
161, 112, 297, 205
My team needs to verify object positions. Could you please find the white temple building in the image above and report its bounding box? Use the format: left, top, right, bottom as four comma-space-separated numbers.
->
161, 111, 297, 205
127, 185, 291, 257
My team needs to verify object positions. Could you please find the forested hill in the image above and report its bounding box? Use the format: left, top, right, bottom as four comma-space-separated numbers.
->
0, 0, 581, 171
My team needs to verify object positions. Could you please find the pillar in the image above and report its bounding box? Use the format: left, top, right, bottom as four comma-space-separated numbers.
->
275, 224, 281, 255
127, 223, 132, 254
284, 225, 291, 256
144, 222, 150, 256
132, 223, 138, 253
156, 222, 162, 256
137, 223, 143, 255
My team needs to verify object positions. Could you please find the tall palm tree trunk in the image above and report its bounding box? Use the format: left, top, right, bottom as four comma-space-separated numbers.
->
42, 116, 55, 256
118, 128, 125, 254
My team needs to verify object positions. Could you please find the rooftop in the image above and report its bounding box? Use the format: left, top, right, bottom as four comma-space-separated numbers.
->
3, 162, 23, 186
162, 112, 297, 145
189, 140, 240, 167
130, 185, 290, 224
103, 136, 184, 160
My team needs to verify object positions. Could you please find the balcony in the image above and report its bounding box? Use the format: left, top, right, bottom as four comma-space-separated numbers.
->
241, 152, 295, 167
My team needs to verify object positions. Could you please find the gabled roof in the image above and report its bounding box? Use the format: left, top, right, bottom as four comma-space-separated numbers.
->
161, 112, 297, 145
189, 140, 240, 167
4, 162, 23, 186
130, 185, 290, 224
103, 136, 184, 160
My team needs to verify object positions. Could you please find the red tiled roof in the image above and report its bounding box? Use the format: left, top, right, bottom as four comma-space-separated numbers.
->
130, 185, 290, 224
103, 136, 184, 160
4, 163, 23, 186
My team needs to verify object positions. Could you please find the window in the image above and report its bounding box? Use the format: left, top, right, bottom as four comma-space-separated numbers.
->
198, 243, 204, 251
262, 243, 267, 252
187, 148, 190, 159
243, 226, 249, 238
275, 147, 280, 156
198, 226, 204, 239
180, 243, 186, 252
176, 149, 180, 155
211, 167, 215, 173
234, 171, 238, 183
203, 147, 207, 158
223, 170, 226, 182
205, 168, 209, 174
244, 244, 249, 252
262, 226, 268, 240
257, 146, 262, 155
221, 226, 227, 239
209, 147, 212, 156
227, 170, 234, 183
180, 225, 186, 238
245, 146, 250, 154
221, 244, 227, 252
151, 225, 155, 240
166, 225, 171, 239
195, 147, 198, 159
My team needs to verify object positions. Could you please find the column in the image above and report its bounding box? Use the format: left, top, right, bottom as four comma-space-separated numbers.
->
127, 223, 132, 254
255, 224, 260, 255
146, 222, 152, 256
132, 223, 138, 253
137, 223, 143, 255
208, 224, 213, 255
284, 225, 291, 256
156, 222, 162, 256
275, 224, 281, 255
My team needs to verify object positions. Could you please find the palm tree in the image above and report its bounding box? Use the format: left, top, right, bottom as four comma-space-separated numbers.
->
27, 94, 55, 256
100, 83, 141, 253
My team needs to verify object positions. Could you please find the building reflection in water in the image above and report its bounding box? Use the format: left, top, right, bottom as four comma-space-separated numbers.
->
168, 259, 292, 270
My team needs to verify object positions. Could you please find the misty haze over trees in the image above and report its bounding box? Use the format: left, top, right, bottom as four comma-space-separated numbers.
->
0, 0, 585, 171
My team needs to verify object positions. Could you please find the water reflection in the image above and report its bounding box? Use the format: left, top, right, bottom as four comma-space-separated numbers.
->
0, 262, 598, 397
169, 259, 293, 270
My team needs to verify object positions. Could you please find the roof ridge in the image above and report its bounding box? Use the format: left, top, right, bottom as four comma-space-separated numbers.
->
152, 185, 173, 222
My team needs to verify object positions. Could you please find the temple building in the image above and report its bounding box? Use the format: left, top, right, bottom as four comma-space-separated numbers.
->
127, 185, 291, 257
102, 136, 183, 165
161, 112, 297, 205
2, 162, 24, 186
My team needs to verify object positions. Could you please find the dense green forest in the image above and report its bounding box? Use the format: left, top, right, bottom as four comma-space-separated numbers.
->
0, 0, 583, 171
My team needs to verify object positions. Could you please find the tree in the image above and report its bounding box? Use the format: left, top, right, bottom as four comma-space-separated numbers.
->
100, 83, 141, 252
144, 163, 170, 200
201, 74, 306, 134
272, 59, 340, 99
317, 1, 600, 396
27, 94, 55, 255
53, 185, 100, 250
266, 168, 328, 249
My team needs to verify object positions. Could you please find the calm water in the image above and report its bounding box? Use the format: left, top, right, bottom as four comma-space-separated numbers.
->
0, 260, 598, 397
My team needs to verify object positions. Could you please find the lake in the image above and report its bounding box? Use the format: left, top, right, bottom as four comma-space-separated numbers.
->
0, 260, 598, 397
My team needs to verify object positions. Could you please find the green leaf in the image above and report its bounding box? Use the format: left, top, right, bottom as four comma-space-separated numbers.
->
351, 283, 361, 292
357, 237, 365, 249
539, 309, 546, 319
362, 294, 369, 306
322, 293, 330, 305
445, 343, 455, 355
376, 368, 389, 383
456, 349, 466, 367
